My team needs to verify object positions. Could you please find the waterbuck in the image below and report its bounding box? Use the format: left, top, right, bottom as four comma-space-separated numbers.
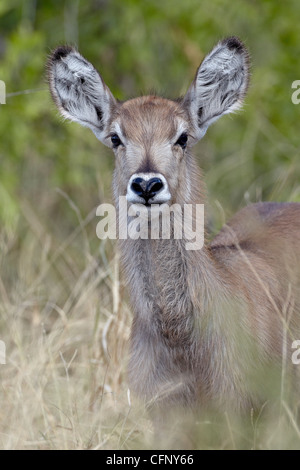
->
48, 37, 300, 417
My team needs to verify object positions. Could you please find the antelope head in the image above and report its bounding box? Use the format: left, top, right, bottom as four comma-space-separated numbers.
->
48, 37, 249, 207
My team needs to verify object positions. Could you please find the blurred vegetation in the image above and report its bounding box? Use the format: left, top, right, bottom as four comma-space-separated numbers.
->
0, 0, 300, 449
1, 0, 300, 232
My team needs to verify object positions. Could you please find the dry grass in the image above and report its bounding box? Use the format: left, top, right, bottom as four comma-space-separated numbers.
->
0, 198, 152, 450
1, 196, 300, 450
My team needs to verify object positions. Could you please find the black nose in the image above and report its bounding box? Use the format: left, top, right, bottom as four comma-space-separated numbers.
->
131, 177, 164, 203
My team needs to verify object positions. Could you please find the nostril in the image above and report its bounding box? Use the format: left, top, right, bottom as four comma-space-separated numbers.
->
146, 178, 164, 197
131, 177, 145, 197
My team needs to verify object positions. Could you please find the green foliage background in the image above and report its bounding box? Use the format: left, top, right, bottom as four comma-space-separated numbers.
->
1, 0, 300, 234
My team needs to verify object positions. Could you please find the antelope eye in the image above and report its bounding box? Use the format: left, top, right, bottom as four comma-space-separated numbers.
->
175, 132, 188, 149
111, 134, 122, 148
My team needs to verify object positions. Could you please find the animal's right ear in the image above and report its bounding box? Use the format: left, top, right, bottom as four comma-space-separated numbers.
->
47, 46, 116, 146
184, 37, 250, 142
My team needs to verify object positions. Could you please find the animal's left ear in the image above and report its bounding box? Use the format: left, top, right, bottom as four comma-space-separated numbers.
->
184, 37, 250, 141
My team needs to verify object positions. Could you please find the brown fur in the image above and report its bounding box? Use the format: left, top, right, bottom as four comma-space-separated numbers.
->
47, 38, 300, 417
111, 98, 300, 413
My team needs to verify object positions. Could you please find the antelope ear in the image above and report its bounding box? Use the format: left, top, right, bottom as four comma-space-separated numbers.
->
47, 46, 116, 146
184, 37, 250, 141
